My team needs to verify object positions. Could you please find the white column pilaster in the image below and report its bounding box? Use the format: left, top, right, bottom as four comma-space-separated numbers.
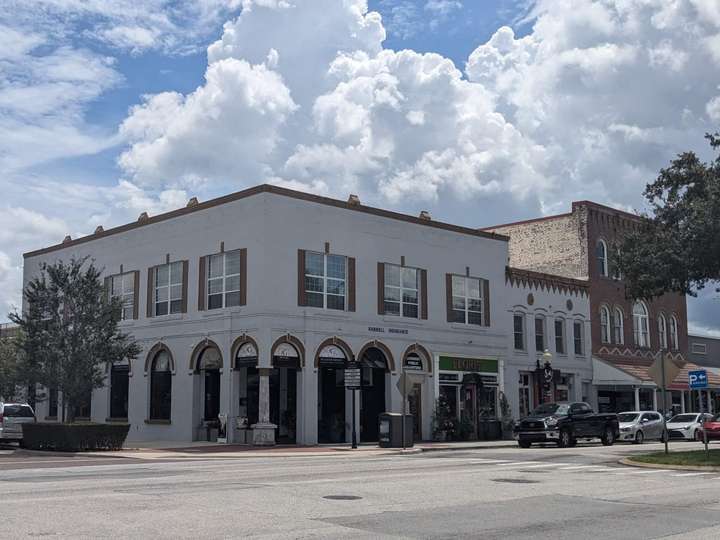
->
634, 387, 640, 411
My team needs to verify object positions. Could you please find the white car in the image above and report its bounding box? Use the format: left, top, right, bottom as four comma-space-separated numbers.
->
617, 411, 667, 444
0, 402, 36, 443
666, 413, 713, 441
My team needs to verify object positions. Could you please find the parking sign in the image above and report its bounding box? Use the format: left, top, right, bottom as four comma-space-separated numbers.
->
689, 369, 708, 389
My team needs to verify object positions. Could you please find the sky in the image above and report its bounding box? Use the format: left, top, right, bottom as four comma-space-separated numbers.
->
1, 0, 719, 335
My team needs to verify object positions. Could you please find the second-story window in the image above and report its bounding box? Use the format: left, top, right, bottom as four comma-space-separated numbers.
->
657, 313, 668, 349
596, 240, 608, 277
449, 275, 483, 325
535, 316, 545, 352
108, 272, 137, 320
600, 305, 611, 344
554, 318, 565, 354
613, 307, 624, 345
670, 315, 679, 350
207, 251, 241, 309
305, 252, 346, 310
633, 301, 650, 348
155, 262, 183, 316
384, 264, 419, 318
513, 313, 525, 350
573, 320, 584, 355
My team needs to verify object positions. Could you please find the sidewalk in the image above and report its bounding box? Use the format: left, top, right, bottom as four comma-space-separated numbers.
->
103, 439, 516, 460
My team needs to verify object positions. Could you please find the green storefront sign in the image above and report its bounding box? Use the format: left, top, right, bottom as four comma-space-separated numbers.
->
439, 356, 498, 373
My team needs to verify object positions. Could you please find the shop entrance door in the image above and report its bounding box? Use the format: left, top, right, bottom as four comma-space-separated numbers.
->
269, 368, 297, 444
203, 369, 221, 421
318, 367, 346, 443
408, 384, 422, 440
360, 347, 388, 442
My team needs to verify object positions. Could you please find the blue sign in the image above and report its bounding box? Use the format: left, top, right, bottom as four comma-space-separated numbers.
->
689, 370, 708, 389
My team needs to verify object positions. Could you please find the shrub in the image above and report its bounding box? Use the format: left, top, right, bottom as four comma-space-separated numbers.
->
21, 423, 130, 452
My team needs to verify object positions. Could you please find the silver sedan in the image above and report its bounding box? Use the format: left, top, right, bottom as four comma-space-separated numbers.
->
617, 411, 667, 444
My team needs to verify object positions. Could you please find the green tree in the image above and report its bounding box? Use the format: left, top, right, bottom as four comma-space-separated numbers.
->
617, 133, 720, 300
0, 336, 23, 401
9, 258, 141, 422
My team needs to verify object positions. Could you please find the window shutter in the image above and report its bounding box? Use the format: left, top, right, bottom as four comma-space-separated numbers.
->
377, 262, 385, 315
146, 267, 154, 318
420, 269, 428, 320
483, 279, 491, 327
297, 249, 306, 306
181, 260, 189, 313
348, 257, 356, 312
445, 274, 453, 322
240, 248, 247, 306
132, 270, 140, 320
197, 256, 206, 311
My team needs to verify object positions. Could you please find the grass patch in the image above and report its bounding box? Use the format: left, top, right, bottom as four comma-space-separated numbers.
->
631, 449, 720, 467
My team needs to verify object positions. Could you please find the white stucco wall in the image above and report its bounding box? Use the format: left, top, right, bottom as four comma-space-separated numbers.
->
23, 188, 511, 444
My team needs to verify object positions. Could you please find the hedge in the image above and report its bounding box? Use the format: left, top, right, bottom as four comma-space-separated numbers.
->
21, 423, 130, 452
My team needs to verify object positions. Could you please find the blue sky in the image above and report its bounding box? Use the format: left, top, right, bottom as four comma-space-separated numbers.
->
1, 0, 719, 334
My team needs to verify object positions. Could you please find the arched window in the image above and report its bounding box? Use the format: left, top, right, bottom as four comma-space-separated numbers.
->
600, 306, 611, 344
633, 301, 650, 348
596, 240, 608, 277
150, 350, 172, 420
670, 315, 679, 350
612, 307, 624, 345
657, 314, 668, 350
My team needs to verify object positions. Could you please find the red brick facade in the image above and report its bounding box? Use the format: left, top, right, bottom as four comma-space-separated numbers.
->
487, 201, 688, 363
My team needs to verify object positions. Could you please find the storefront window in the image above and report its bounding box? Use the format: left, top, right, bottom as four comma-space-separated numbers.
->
518, 373, 532, 417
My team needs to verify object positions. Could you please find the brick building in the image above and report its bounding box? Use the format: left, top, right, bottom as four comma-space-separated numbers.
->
487, 201, 717, 414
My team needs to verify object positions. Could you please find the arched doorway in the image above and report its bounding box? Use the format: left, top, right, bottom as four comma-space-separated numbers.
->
316, 341, 352, 444
358, 344, 392, 442
234, 339, 259, 432
402, 345, 431, 441
195, 346, 222, 423
271, 338, 303, 444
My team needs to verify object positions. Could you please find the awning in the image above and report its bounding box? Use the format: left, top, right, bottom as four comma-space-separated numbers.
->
593, 356, 720, 390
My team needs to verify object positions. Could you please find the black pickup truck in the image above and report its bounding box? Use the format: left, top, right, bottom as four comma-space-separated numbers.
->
514, 402, 620, 448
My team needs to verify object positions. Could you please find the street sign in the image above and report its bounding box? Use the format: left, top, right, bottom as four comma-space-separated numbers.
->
648, 355, 684, 387
344, 367, 361, 389
689, 369, 708, 389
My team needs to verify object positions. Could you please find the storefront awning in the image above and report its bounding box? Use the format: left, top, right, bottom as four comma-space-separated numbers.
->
593, 356, 720, 390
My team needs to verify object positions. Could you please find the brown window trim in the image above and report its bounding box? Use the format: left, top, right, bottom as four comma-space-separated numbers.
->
105, 270, 141, 320
378, 262, 427, 320
445, 273, 491, 327
198, 249, 247, 311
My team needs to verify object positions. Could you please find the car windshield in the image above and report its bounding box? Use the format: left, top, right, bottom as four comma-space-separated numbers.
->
531, 403, 570, 416
669, 414, 697, 423
618, 413, 639, 423
2, 404, 34, 417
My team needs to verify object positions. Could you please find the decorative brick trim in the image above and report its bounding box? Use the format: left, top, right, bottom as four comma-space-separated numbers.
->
506, 267, 589, 297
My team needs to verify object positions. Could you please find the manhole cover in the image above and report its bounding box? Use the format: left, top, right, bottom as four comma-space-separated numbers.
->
491, 478, 540, 484
323, 495, 363, 500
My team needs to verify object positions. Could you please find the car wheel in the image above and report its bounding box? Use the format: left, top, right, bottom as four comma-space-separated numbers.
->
601, 427, 615, 446
518, 440, 531, 448
634, 431, 644, 445
558, 429, 572, 448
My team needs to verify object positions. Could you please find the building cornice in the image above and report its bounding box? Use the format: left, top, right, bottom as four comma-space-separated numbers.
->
505, 266, 589, 297
24, 184, 508, 258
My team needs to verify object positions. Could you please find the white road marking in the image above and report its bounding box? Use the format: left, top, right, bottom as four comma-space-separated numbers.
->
515, 463, 571, 469
558, 465, 603, 470
671, 472, 713, 477
619, 469, 673, 475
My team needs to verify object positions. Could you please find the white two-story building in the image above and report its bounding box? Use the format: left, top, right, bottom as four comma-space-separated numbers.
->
24, 184, 516, 445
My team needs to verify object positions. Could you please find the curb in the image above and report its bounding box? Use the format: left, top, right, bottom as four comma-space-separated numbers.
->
619, 457, 720, 472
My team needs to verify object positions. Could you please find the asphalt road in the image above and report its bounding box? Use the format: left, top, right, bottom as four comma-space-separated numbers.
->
3, 441, 720, 539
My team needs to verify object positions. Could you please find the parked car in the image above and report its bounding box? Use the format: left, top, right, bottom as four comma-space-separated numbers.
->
514, 402, 620, 448
696, 414, 720, 441
666, 413, 713, 441
0, 402, 36, 443
617, 411, 668, 444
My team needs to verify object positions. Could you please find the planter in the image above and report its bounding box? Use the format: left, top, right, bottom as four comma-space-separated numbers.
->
21, 422, 130, 452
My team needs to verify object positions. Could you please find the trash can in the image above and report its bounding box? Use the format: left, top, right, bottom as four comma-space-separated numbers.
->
378, 413, 414, 448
